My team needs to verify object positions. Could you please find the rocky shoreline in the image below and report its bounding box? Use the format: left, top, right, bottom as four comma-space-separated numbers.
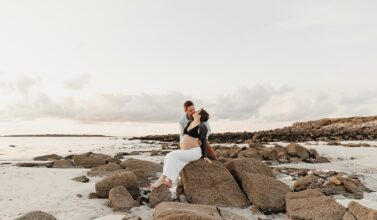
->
12, 140, 377, 220
132, 115, 377, 143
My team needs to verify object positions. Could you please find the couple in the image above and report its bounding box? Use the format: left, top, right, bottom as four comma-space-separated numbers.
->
150, 100, 216, 189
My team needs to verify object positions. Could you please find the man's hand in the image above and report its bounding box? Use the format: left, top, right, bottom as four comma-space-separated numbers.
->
203, 157, 212, 164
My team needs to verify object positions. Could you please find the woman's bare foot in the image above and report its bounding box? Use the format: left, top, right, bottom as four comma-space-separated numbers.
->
165, 177, 173, 188
150, 176, 165, 189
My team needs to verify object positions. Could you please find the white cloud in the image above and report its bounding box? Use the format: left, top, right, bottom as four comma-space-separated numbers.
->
64, 74, 91, 90
6, 91, 191, 123
14, 76, 41, 95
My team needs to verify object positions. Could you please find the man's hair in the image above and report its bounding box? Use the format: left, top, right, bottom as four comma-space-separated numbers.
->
199, 109, 209, 122
184, 100, 194, 110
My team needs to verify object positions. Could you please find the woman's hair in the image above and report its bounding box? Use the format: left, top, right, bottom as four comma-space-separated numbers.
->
199, 109, 209, 122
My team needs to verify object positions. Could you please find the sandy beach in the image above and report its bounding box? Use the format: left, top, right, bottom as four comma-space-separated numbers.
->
1, 137, 377, 220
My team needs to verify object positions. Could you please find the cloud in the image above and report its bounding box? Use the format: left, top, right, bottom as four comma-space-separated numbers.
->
260, 91, 338, 122
214, 85, 292, 120
2, 85, 375, 125
15, 76, 41, 95
7, 91, 191, 123
64, 74, 91, 90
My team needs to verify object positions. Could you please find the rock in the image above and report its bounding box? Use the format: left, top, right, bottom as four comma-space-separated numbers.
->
88, 162, 123, 176
120, 158, 162, 187
330, 176, 342, 185
95, 171, 139, 198
72, 175, 89, 183
120, 158, 162, 172
273, 144, 287, 154
88, 192, 98, 199
15, 211, 56, 220
340, 177, 363, 195
151, 150, 171, 156
153, 202, 222, 220
343, 143, 372, 148
286, 189, 347, 220
109, 186, 139, 211
217, 207, 249, 220
242, 174, 291, 214
122, 213, 142, 220
149, 185, 172, 208
286, 143, 310, 160
342, 212, 357, 220
225, 158, 273, 187
327, 141, 341, 146
237, 148, 263, 160
227, 145, 241, 158
33, 154, 60, 161
289, 157, 302, 163
293, 174, 322, 191
248, 142, 267, 149
259, 147, 278, 161
72, 155, 109, 168
308, 149, 319, 158
114, 153, 124, 160
52, 160, 74, 168
347, 201, 377, 220
181, 159, 249, 207
315, 156, 331, 163
16, 162, 52, 168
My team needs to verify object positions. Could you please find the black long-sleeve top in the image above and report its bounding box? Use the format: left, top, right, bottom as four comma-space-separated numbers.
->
183, 121, 208, 158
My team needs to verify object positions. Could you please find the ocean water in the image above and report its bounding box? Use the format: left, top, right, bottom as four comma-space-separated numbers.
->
0, 136, 160, 161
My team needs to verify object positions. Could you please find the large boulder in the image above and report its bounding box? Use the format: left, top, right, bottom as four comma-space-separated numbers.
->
52, 160, 74, 168
242, 174, 291, 214
154, 202, 221, 220
347, 201, 377, 220
237, 148, 263, 160
33, 154, 60, 161
95, 171, 139, 198
72, 155, 109, 168
15, 211, 56, 220
293, 174, 322, 191
286, 143, 310, 160
109, 186, 139, 211
342, 212, 357, 220
149, 185, 172, 208
181, 160, 249, 207
225, 158, 273, 186
153, 202, 247, 220
87, 162, 123, 177
286, 189, 346, 220
120, 158, 163, 187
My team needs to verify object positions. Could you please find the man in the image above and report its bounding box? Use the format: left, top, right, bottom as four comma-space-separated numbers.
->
179, 100, 211, 142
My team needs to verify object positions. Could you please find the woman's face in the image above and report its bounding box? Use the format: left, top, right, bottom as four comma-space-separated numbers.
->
193, 111, 201, 120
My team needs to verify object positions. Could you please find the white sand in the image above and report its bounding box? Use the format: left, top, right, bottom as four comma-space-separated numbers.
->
1, 137, 377, 219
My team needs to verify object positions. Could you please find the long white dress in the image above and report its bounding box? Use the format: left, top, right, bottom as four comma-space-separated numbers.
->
162, 146, 202, 182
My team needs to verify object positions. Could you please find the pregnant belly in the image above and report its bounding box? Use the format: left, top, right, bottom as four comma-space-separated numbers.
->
180, 135, 200, 150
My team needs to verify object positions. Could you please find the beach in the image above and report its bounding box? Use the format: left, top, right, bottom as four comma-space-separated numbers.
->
1, 137, 377, 219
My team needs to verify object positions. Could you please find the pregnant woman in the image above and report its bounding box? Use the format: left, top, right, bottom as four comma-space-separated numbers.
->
150, 109, 212, 189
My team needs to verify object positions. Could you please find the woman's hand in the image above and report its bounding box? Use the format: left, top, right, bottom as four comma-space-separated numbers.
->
203, 157, 212, 164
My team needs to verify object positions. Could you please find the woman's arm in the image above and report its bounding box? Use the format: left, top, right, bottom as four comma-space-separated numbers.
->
199, 123, 208, 158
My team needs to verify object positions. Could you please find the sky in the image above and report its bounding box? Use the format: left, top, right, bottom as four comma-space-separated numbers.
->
0, 0, 376, 136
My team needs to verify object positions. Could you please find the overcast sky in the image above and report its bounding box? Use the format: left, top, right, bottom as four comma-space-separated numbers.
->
0, 0, 376, 136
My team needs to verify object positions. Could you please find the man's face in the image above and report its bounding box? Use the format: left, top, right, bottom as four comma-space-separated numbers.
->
185, 105, 195, 117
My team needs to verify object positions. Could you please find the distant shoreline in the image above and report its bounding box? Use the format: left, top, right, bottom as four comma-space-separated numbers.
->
1, 134, 113, 137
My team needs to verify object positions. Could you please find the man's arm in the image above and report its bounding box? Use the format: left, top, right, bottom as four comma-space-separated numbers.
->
179, 116, 186, 141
